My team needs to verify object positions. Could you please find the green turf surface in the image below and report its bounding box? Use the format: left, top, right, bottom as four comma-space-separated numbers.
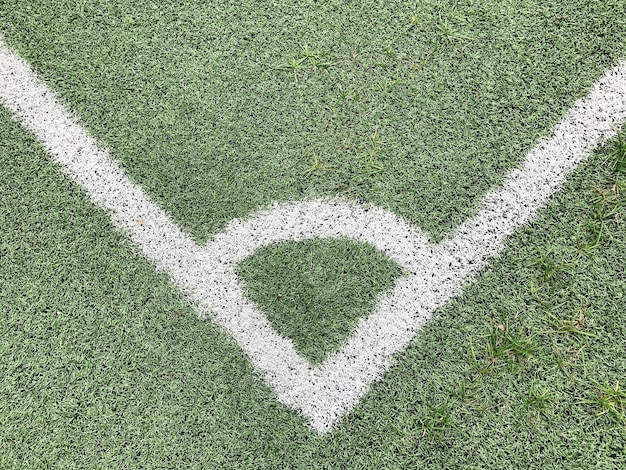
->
1, 0, 626, 467
236, 238, 405, 364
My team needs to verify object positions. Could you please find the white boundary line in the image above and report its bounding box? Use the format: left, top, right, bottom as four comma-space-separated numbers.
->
1, 38, 625, 433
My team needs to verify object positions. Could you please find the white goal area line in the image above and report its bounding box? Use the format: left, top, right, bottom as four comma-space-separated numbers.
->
2, 38, 625, 433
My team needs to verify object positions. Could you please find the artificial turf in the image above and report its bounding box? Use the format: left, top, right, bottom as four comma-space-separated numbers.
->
2, 98, 625, 468
1, 0, 625, 467
236, 238, 405, 364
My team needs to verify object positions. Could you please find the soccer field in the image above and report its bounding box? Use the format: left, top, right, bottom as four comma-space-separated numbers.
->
1, 1, 625, 468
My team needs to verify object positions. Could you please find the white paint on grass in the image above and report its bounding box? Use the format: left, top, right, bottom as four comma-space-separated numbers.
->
1, 38, 626, 433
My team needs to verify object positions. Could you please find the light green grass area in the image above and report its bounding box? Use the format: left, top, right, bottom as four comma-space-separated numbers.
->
1, 0, 626, 467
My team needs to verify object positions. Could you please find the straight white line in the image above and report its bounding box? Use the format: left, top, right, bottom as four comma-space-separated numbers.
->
1, 38, 625, 433
443, 66, 626, 275
0, 39, 199, 273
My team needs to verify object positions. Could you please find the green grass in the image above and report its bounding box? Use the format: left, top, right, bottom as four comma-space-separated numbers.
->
1, 0, 626, 468
607, 128, 626, 171
236, 238, 404, 364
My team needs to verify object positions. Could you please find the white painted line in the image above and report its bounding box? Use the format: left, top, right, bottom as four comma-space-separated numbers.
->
1, 38, 625, 433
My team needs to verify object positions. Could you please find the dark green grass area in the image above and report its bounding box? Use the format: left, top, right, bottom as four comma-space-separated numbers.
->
236, 238, 405, 364
1, 0, 625, 243
1, 103, 625, 468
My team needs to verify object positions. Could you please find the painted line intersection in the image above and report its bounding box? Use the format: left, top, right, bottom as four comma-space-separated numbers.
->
1, 39, 625, 433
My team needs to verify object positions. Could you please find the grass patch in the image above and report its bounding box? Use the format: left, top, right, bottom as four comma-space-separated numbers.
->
1, 73, 625, 470
236, 238, 404, 364
580, 382, 626, 424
